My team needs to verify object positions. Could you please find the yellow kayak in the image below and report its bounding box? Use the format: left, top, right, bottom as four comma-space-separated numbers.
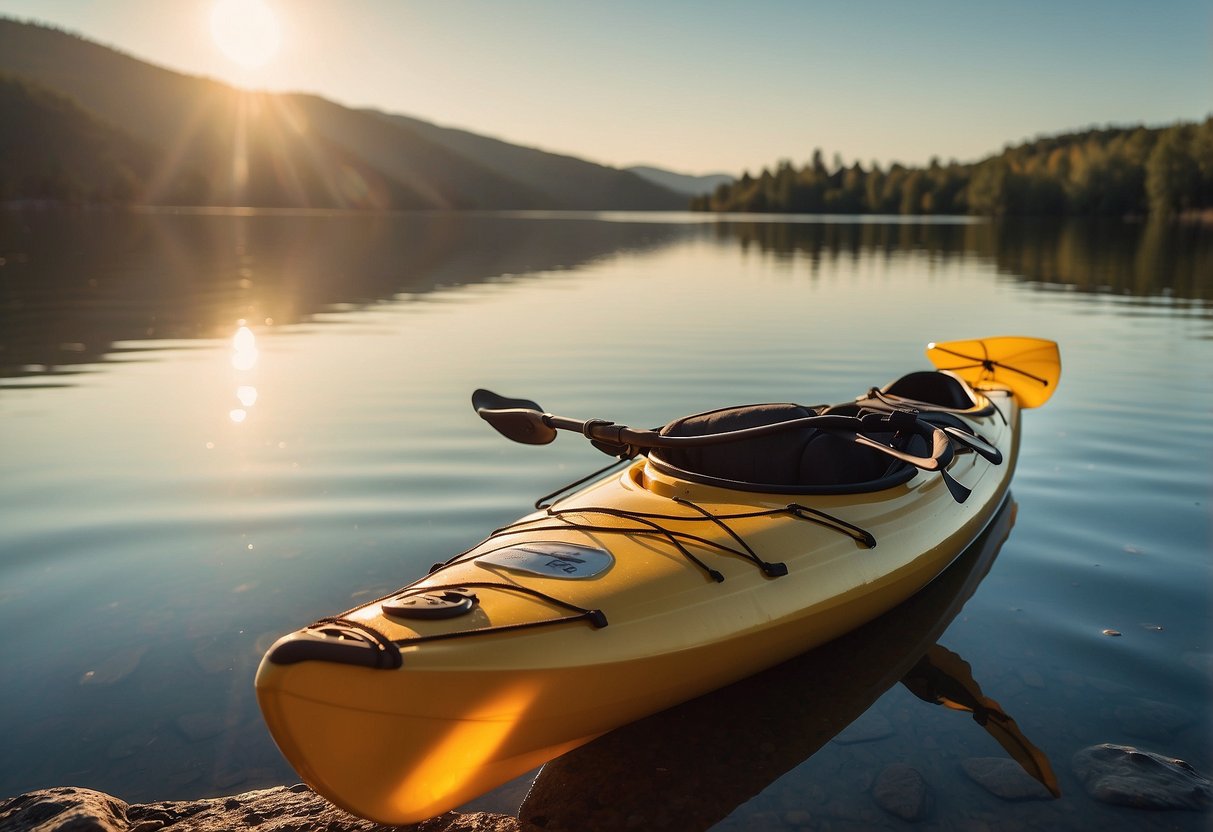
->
254, 336, 1060, 824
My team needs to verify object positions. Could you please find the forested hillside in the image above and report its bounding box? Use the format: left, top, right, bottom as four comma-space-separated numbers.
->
0, 73, 153, 202
0, 18, 682, 210
693, 120, 1213, 218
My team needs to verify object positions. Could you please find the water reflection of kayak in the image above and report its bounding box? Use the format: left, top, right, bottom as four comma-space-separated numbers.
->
254, 338, 1060, 824
520, 498, 1057, 830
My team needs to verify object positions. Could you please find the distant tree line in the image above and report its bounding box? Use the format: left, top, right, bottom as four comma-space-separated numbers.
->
692, 119, 1213, 218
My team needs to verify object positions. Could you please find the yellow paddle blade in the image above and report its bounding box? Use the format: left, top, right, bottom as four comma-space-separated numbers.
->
926, 337, 1061, 409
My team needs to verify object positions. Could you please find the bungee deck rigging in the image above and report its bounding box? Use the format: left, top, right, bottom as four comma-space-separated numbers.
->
281, 492, 881, 669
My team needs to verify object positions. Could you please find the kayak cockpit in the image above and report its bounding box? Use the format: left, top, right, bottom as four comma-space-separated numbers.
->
647, 370, 992, 495
649, 402, 917, 495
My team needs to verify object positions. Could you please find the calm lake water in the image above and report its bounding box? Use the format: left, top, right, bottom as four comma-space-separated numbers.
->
1, 210, 1210, 830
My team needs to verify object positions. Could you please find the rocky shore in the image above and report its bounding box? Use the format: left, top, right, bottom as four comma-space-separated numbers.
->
3, 744, 1208, 831
0, 785, 538, 832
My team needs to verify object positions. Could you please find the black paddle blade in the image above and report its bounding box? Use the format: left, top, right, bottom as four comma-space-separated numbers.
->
472, 388, 545, 414
944, 427, 1003, 465
471, 389, 557, 445
941, 469, 972, 504
853, 434, 942, 472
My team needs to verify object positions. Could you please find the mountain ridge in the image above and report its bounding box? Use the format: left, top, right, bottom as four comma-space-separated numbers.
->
0, 17, 686, 210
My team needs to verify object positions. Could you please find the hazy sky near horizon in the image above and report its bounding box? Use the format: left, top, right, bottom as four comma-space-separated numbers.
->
1, 0, 1209, 175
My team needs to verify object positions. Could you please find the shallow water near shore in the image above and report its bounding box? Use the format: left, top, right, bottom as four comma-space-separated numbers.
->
1, 210, 1210, 830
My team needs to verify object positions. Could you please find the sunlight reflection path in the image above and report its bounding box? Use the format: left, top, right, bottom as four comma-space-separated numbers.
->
230, 322, 259, 423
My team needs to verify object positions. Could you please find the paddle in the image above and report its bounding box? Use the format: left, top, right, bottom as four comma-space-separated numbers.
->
942, 426, 1003, 465
903, 644, 1061, 797
472, 389, 972, 501
927, 337, 1061, 409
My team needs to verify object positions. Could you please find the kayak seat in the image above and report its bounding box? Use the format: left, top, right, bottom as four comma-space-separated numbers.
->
650, 403, 917, 495
882, 371, 979, 410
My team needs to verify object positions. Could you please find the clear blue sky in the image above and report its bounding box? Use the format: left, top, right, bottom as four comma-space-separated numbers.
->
2, 0, 1209, 175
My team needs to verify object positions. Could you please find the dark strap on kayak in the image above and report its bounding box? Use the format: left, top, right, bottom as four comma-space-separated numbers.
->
307, 579, 608, 659
302, 488, 876, 661
534, 455, 633, 510
432, 496, 874, 584
673, 496, 787, 577
489, 508, 726, 583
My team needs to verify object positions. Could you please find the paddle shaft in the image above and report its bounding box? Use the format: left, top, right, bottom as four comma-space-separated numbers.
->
474, 389, 970, 501
543, 410, 952, 473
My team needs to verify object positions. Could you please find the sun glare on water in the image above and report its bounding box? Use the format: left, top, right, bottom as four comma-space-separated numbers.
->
210, 0, 281, 71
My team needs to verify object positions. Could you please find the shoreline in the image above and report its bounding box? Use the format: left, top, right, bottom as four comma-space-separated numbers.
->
0, 784, 537, 832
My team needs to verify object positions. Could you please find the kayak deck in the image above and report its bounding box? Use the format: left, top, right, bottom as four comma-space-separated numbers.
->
256, 380, 1021, 824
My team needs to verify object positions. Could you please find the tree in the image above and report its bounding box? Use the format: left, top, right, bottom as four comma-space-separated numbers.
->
1146, 125, 1200, 215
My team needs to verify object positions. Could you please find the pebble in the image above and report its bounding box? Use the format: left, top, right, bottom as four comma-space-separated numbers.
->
1072, 743, 1212, 810
79, 646, 147, 686
961, 757, 1056, 801
871, 763, 931, 822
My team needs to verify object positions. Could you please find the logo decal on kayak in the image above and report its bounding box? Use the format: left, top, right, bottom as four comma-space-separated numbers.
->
476, 542, 614, 579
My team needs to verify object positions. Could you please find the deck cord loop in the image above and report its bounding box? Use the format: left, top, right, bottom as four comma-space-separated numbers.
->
544, 505, 725, 582
672, 496, 788, 577
534, 456, 633, 510
314, 477, 874, 646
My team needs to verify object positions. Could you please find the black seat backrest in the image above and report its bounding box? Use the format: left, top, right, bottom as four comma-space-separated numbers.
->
796, 430, 895, 486
654, 403, 898, 489
658, 403, 816, 486
882, 371, 977, 409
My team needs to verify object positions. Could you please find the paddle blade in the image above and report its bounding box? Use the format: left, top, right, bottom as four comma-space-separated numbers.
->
927, 337, 1061, 408
472, 388, 545, 414
904, 645, 1062, 798
943, 427, 1003, 465
471, 389, 557, 445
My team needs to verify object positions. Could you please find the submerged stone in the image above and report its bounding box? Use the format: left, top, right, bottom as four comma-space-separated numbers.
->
962, 757, 1055, 801
872, 763, 931, 821
79, 646, 147, 686
1072, 744, 1211, 810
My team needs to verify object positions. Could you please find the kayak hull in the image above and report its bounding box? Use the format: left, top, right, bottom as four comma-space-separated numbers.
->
256, 385, 1020, 825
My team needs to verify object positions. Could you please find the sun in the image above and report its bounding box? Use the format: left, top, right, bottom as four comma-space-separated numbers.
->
210, 0, 281, 70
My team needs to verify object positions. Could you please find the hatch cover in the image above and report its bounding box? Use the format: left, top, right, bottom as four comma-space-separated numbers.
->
476, 542, 613, 579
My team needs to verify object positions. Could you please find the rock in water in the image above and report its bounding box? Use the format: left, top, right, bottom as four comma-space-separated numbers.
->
961, 757, 1055, 801
1072, 744, 1211, 810
0, 785, 535, 831
872, 763, 932, 821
